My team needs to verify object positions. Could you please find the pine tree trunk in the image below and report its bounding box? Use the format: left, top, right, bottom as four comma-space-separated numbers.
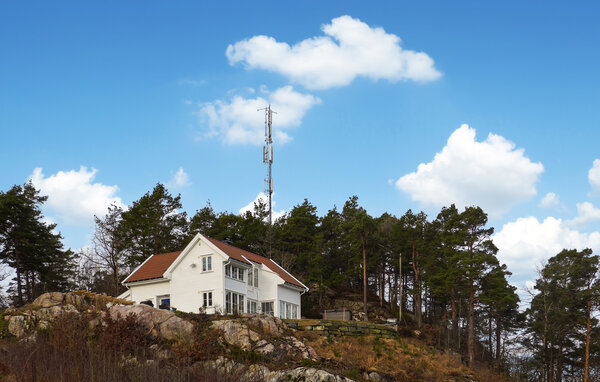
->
488, 317, 493, 358
451, 287, 458, 350
468, 278, 475, 367
548, 345, 553, 382
113, 254, 120, 296
495, 316, 501, 363
584, 294, 591, 382
412, 240, 421, 328
16, 268, 23, 306
362, 241, 367, 318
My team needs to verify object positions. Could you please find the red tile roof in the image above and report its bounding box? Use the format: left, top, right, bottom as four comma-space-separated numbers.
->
206, 237, 306, 289
123, 236, 306, 290
123, 251, 182, 283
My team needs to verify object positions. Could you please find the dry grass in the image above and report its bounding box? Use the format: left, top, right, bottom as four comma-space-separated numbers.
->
73, 290, 133, 307
303, 333, 499, 381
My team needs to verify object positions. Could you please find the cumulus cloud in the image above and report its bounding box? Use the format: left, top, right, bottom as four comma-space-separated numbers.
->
395, 124, 544, 216
29, 167, 124, 225
167, 167, 191, 188
566, 202, 600, 228
239, 192, 286, 221
199, 86, 320, 145
539, 192, 559, 208
226, 15, 441, 90
589, 159, 600, 194
494, 216, 600, 287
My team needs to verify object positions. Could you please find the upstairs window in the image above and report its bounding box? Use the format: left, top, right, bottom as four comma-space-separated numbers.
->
248, 267, 259, 287
225, 264, 245, 281
201, 256, 212, 272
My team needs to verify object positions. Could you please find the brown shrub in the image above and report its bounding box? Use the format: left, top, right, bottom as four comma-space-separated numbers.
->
95, 313, 151, 356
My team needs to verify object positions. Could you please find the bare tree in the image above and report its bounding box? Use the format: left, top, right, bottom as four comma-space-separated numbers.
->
88, 204, 127, 296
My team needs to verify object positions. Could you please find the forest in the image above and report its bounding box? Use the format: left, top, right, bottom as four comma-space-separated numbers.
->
0, 181, 599, 381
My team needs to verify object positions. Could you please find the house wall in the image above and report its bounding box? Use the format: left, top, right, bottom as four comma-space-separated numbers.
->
169, 237, 227, 314
123, 235, 305, 316
128, 280, 170, 308
278, 284, 302, 318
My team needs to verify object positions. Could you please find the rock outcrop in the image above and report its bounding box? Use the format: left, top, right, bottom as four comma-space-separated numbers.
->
211, 315, 318, 361
5, 292, 86, 338
200, 356, 354, 382
108, 304, 194, 341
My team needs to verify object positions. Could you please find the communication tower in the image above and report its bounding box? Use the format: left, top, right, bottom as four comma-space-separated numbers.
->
259, 105, 275, 257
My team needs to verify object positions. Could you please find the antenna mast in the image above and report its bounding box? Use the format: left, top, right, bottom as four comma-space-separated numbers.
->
259, 104, 275, 257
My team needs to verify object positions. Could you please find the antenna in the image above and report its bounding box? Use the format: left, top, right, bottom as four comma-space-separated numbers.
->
258, 104, 276, 257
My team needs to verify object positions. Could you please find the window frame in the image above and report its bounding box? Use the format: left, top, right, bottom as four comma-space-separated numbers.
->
202, 291, 213, 307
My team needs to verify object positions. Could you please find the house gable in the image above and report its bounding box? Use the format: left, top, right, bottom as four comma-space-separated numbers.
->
163, 233, 229, 278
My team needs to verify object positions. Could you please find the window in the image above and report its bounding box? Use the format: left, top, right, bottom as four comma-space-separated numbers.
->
225, 264, 245, 281
248, 267, 259, 287
261, 301, 274, 316
202, 292, 213, 307
247, 299, 258, 314
158, 295, 170, 310
278, 301, 299, 319
225, 291, 245, 314
201, 256, 212, 272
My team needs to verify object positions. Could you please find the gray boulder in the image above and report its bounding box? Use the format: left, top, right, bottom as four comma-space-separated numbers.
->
108, 304, 194, 341
32, 292, 85, 309
7, 315, 32, 338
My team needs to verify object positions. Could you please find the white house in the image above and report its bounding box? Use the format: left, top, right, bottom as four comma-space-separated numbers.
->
118, 233, 308, 319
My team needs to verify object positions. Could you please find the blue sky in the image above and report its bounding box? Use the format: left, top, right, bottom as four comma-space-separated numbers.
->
2, 1, 600, 296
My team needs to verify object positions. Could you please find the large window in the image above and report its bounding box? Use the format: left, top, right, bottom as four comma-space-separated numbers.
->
225, 291, 245, 314
248, 267, 259, 287
202, 292, 213, 307
261, 301, 274, 316
247, 299, 258, 314
201, 256, 212, 272
225, 264, 244, 281
279, 301, 299, 319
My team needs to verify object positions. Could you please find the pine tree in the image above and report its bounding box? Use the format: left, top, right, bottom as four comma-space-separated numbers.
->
341, 196, 375, 317
119, 183, 189, 266
0, 182, 75, 305
458, 206, 498, 367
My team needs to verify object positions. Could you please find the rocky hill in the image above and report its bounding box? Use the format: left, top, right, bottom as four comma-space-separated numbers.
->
0, 292, 505, 382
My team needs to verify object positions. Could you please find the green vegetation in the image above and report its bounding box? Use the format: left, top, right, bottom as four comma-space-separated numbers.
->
1, 180, 599, 379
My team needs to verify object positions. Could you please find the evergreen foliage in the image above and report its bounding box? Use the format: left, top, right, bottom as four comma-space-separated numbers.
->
0, 182, 75, 305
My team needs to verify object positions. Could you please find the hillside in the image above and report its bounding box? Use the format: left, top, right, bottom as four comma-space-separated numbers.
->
0, 292, 507, 382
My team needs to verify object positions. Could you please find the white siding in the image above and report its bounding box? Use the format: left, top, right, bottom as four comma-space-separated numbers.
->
122, 234, 305, 316
169, 238, 226, 314
277, 285, 302, 318
128, 280, 170, 307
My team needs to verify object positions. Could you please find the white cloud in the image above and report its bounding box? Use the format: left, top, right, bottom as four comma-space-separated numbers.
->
566, 202, 600, 227
226, 15, 441, 90
395, 124, 544, 216
494, 216, 600, 286
239, 192, 286, 221
29, 167, 125, 225
199, 86, 320, 145
167, 167, 191, 188
539, 192, 559, 208
589, 159, 600, 194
